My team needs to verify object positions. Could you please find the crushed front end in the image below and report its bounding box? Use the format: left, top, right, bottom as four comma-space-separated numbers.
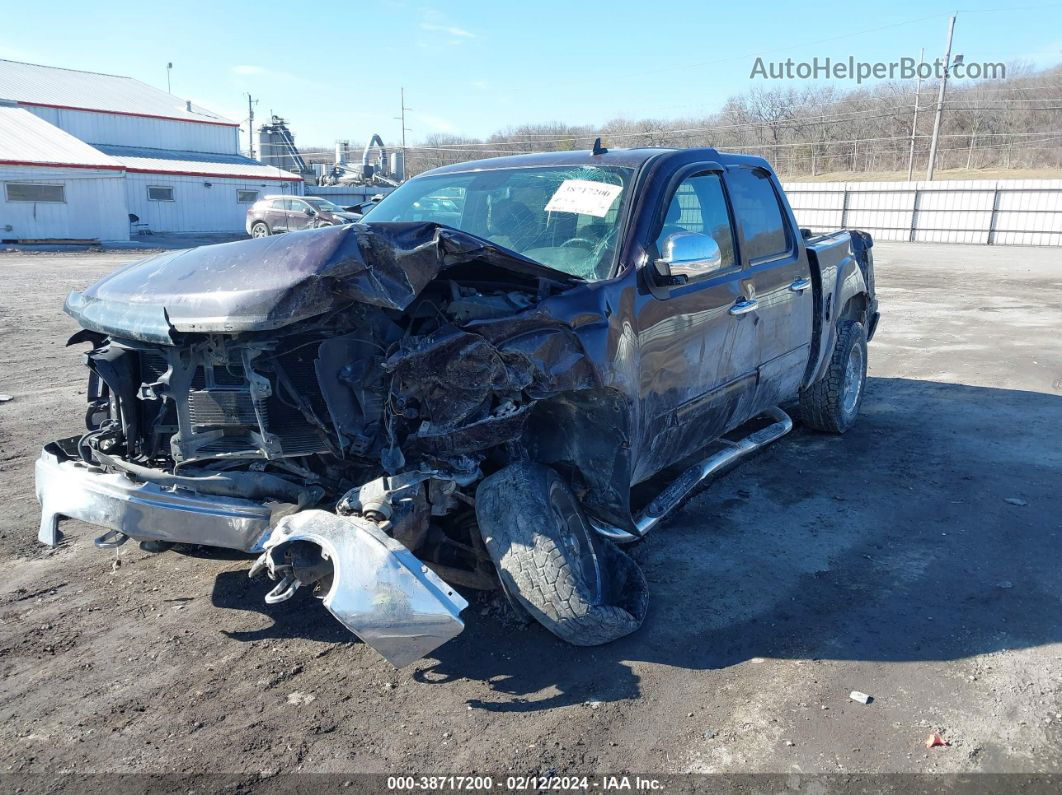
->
36, 223, 599, 665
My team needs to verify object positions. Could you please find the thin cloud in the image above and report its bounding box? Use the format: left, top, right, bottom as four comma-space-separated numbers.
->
229, 64, 302, 84
417, 7, 477, 45
420, 22, 475, 38
416, 112, 457, 133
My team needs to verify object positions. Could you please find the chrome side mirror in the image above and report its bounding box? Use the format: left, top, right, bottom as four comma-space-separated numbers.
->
654, 232, 723, 285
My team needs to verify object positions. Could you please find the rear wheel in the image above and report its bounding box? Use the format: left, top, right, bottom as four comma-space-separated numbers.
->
475, 462, 648, 646
799, 320, 867, 433
251, 222, 270, 238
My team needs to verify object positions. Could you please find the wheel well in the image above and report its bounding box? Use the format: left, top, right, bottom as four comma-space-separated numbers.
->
838, 293, 869, 327
521, 388, 635, 532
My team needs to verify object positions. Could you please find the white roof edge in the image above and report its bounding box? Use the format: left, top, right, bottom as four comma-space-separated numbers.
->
0, 59, 237, 125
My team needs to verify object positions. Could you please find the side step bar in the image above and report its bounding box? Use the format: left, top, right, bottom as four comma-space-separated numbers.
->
591, 407, 793, 544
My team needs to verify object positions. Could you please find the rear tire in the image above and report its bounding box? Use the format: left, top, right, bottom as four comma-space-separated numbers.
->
251, 222, 270, 238
475, 462, 648, 646
799, 320, 867, 433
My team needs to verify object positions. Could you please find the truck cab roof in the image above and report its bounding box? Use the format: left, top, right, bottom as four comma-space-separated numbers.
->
421, 147, 775, 177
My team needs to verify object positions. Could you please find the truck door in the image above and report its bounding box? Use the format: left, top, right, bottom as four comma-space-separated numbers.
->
724, 166, 814, 410
633, 168, 759, 481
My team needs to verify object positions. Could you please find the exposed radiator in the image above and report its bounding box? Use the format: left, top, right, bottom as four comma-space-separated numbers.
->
187, 389, 264, 427
137, 346, 331, 460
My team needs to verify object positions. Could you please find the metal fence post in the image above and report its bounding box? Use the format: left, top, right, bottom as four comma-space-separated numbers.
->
840, 185, 850, 229
910, 186, 920, 242
987, 185, 1001, 246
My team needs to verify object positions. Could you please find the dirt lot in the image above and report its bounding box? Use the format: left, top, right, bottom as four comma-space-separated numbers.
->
0, 241, 1059, 784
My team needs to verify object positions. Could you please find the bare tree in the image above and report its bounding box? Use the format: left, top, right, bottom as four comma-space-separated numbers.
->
395, 64, 1062, 179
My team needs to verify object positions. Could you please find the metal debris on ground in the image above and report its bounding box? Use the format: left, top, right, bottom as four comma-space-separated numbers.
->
925, 733, 949, 748
1004, 497, 1028, 506
849, 691, 872, 704
0, 394, 12, 402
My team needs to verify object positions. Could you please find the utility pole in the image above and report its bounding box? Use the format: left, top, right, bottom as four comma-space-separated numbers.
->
907, 47, 924, 181
394, 87, 412, 172
246, 93, 257, 159
166, 62, 173, 93
926, 15, 957, 181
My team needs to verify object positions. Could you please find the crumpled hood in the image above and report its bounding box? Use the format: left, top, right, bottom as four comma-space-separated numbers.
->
65, 222, 579, 344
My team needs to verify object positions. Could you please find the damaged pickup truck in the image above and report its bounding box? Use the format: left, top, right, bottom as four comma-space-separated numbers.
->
36, 147, 878, 666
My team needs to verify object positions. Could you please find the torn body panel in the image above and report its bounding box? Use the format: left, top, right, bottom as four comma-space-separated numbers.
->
254, 510, 468, 668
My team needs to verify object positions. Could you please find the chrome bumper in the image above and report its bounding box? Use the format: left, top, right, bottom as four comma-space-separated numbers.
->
35, 440, 274, 552
258, 510, 468, 667
36, 441, 468, 666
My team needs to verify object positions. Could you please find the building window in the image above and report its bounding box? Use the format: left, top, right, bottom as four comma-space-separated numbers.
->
147, 185, 175, 202
5, 183, 65, 203
237, 190, 259, 203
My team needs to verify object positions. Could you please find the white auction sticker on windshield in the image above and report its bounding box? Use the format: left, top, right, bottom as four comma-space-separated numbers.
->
544, 179, 623, 217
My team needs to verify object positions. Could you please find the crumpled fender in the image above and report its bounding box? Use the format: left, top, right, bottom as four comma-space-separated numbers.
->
523, 388, 636, 533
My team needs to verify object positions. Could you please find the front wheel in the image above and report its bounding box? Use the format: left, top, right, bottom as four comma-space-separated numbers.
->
250, 222, 270, 238
798, 320, 867, 433
475, 462, 649, 646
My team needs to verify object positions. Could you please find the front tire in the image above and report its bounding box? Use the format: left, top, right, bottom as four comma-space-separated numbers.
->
475, 462, 648, 646
251, 222, 270, 238
799, 320, 868, 433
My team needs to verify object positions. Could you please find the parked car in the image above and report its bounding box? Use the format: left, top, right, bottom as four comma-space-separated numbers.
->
38, 147, 877, 667
245, 195, 361, 237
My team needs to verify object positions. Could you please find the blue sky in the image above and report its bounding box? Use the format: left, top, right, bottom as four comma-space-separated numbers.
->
5, 0, 1061, 149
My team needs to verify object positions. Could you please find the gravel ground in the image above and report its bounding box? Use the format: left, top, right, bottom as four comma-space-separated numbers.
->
0, 241, 1059, 785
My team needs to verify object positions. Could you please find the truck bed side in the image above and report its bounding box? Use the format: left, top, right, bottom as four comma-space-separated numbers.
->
802, 229, 878, 388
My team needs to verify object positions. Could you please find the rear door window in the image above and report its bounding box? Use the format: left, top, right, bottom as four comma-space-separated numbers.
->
725, 168, 790, 262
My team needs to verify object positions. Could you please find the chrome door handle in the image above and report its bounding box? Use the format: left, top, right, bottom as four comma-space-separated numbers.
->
789, 278, 811, 292
729, 298, 759, 316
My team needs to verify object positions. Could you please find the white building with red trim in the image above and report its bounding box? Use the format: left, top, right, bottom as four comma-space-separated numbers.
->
0, 59, 303, 242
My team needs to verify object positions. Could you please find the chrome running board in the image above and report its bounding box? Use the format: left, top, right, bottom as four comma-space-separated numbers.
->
591, 407, 793, 544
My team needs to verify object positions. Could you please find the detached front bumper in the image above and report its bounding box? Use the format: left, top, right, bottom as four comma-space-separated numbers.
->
35, 438, 469, 666
35, 438, 274, 552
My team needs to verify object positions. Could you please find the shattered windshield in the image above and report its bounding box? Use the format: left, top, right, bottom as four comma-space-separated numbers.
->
362, 165, 634, 280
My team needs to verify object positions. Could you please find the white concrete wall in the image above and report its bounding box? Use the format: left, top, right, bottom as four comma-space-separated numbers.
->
0, 165, 130, 241
783, 179, 1062, 246
124, 173, 302, 233
24, 106, 239, 154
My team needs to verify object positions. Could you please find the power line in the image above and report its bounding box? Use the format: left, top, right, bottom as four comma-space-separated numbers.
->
394, 98, 1062, 154
403, 107, 920, 150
